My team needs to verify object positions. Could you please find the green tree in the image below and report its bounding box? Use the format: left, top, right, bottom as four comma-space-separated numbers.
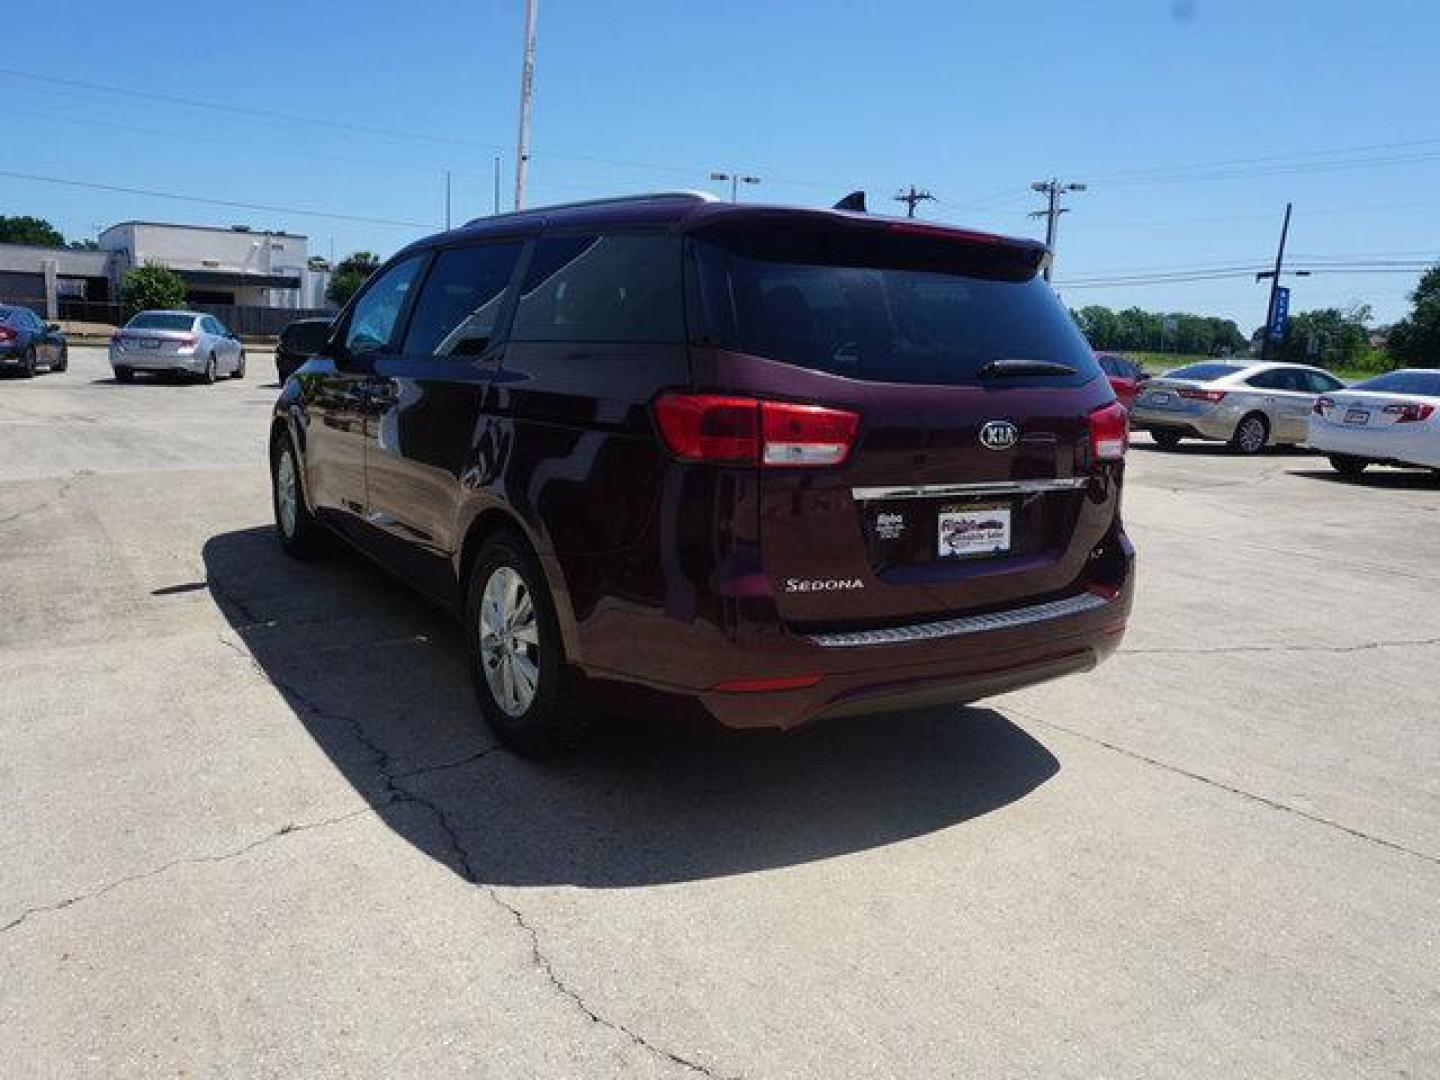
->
0, 215, 66, 247
1273, 305, 1372, 369
1386, 265, 1440, 368
325, 251, 381, 306
120, 262, 188, 320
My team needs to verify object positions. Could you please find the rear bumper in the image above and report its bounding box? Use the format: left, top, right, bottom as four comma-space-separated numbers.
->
1131, 403, 1236, 441
1307, 421, 1440, 469
111, 349, 204, 372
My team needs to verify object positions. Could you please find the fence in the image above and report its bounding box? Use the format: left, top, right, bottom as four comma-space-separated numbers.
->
0, 294, 331, 338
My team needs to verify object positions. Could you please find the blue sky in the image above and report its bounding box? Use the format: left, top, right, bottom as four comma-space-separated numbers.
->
5, 0, 1437, 328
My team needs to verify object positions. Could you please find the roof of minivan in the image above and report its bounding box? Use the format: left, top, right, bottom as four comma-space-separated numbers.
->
403, 191, 1046, 258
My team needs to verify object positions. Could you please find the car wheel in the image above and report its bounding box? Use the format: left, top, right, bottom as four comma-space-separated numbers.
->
54, 345, 68, 373
201, 354, 217, 385
1329, 454, 1368, 478
271, 428, 331, 559
232, 350, 246, 379
114, 366, 134, 383
466, 532, 585, 757
21, 347, 36, 378
1230, 412, 1269, 455
1151, 429, 1183, 450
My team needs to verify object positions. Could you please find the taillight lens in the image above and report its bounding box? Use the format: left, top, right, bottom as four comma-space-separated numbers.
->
0, 326, 16, 343
654, 393, 859, 468
1088, 401, 1129, 462
1314, 395, 1335, 416
1384, 402, 1436, 423
177, 333, 197, 346
1178, 387, 1227, 403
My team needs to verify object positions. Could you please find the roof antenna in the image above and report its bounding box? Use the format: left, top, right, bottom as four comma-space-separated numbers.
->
833, 191, 867, 212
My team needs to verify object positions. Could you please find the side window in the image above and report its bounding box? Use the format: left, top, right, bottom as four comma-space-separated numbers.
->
1246, 369, 1283, 390
203, 317, 221, 335
401, 242, 524, 357
1306, 371, 1343, 393
1277, 369, 1310, 392
344, 255, 425, 355
511, 233, 683, 343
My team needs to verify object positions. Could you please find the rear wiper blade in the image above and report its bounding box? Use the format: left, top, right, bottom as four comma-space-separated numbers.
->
977, 358, 1079, 379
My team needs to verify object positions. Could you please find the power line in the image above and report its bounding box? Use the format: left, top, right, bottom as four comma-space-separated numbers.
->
0, 169, 437, 229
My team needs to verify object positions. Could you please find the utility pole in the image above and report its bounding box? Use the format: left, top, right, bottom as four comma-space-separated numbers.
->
513, 0, 538, 210
1256, 202, 1292, 363
444, 170, 452, 229
1029, 178, 1087, 282
893, 185, 936, 218
710, 171, 761, 202
493, 156, 501, 215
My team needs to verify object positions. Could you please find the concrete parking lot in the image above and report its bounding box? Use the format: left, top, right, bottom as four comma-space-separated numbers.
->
2, 346, 1437, 1078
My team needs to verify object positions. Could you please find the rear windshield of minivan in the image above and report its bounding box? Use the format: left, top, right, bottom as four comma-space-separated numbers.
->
127, 312, 197, 331
689, 224, 1101, 388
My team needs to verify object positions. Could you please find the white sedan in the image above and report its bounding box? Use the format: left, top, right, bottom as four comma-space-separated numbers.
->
1308, 368, 1440, 477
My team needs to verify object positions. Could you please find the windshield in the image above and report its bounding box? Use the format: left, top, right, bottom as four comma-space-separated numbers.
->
1165, 362, 1244, 382
690, 232, 1099, 387
1351, 370, 1440, 396
127, 312, 197, 332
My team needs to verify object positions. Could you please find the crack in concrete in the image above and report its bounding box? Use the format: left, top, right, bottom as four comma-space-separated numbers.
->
0, 469, 89, 530
0, 806, 376, 937
1121, 636, 1440, 657
210, 582, 732, 1078
1011, 708, 1440, 867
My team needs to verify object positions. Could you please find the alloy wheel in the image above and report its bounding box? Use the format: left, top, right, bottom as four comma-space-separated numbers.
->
479, 566, 540, 717
275, 447, 298, 538
1237, 417, 1266, 454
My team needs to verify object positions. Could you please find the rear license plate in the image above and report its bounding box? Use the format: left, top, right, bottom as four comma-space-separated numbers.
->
1344, 409, 1370, 425
1147, 391, 1172, 406
140, 339, 160, 349
938, 502, 1011, 559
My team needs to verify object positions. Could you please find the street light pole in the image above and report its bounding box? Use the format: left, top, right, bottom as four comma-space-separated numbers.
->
710, 170, 761, 202
513, 0, 538, 211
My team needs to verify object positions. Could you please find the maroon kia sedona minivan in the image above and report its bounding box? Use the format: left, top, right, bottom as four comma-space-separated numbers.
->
271, 192, 1134, 754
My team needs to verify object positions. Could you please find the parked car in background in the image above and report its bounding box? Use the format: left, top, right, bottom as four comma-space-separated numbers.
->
110, 311, 245, 383
0, 304, 68, 377
275, 317, 334, 383
1308, 368, 1440, 476
1095, 352, 1148, 408
270, 192, 1134, 756
1130, 360, 1345, 453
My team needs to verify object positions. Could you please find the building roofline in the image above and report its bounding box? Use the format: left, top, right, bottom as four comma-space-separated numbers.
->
98, 221, 309, 240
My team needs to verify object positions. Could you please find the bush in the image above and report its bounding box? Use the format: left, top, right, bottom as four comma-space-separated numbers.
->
120, 262, 188, 320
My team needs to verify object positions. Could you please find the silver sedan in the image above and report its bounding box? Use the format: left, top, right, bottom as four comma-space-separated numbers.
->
1130, 360, 1346, 454
109, 310, 246, 384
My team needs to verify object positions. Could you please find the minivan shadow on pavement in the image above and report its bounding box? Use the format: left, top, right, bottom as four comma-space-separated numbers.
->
202, 526, 1060, 888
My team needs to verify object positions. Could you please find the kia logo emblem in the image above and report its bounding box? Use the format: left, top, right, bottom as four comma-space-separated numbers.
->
979, 420, 1019, 451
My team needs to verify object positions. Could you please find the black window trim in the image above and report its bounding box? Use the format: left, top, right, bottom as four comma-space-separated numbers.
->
396, 234, 534, 360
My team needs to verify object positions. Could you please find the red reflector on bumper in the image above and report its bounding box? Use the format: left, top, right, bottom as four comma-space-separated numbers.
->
711, 674, 823, 693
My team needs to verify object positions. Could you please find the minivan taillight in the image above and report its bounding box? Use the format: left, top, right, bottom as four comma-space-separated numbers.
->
654, 393, 859, 468
1088, 401, 1128, 462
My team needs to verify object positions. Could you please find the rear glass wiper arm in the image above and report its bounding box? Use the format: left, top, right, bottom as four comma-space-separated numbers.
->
977, 357, 1079, 379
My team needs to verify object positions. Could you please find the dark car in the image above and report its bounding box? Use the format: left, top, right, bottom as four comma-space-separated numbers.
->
1095, 352, 1148, 408
0, 305, 68, 377
275, 317, 334, 383
270, 192, 1134, 755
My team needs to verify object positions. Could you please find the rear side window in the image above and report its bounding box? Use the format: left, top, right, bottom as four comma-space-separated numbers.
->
402, 242, 523, 356
689, 228, 1099, 387
511, 233, 683, 344
1352, 370, 1440, 395
128, 312, 196, 332
1169, 362, 1243, 382
1301, 370, 1344, 393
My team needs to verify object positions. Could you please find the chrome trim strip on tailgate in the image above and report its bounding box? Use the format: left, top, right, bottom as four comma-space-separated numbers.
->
806, 591, 1109, 648
850, 477, 1089, 501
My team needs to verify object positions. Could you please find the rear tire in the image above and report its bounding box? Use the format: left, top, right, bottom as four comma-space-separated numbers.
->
114, 366, 133, 383
1329, 454, 1368, 478
465, 532, 585, 757
201, 354, 217, 385
1151, 429, 1183, 450
1230, 412, 1269, 455
54, 346, 68, 372
20, 347, 36, 378
271, 428, 331, 559
232, 350, 246, 379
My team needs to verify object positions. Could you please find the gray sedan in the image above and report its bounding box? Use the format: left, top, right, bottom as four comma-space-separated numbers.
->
1130, 360, 1346, 454
109, 310, 246, 384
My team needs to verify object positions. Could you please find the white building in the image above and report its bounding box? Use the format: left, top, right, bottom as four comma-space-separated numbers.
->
98, 222, 327, 310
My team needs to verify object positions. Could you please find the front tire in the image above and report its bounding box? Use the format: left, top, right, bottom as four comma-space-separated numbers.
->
201, 354, 217, 385
271, 429, 331, 559
1329, 454, 1368, 478
1230, 412, 1269, 455
21, 347, 36, 378
232, 350, 246, 379
114, 366, 134, 383
465, 533, 584, 757
1151, 429, 1183, 450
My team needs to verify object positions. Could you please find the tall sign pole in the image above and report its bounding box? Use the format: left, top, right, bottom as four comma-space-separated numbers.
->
513, 0, 538, 211
1259, 202, 1292, 362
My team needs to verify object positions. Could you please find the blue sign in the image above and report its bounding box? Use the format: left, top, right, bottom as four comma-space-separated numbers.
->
1269, 286, 1291, 341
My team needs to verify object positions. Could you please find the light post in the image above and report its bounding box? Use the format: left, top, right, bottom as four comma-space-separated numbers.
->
710, 171, 761, 202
